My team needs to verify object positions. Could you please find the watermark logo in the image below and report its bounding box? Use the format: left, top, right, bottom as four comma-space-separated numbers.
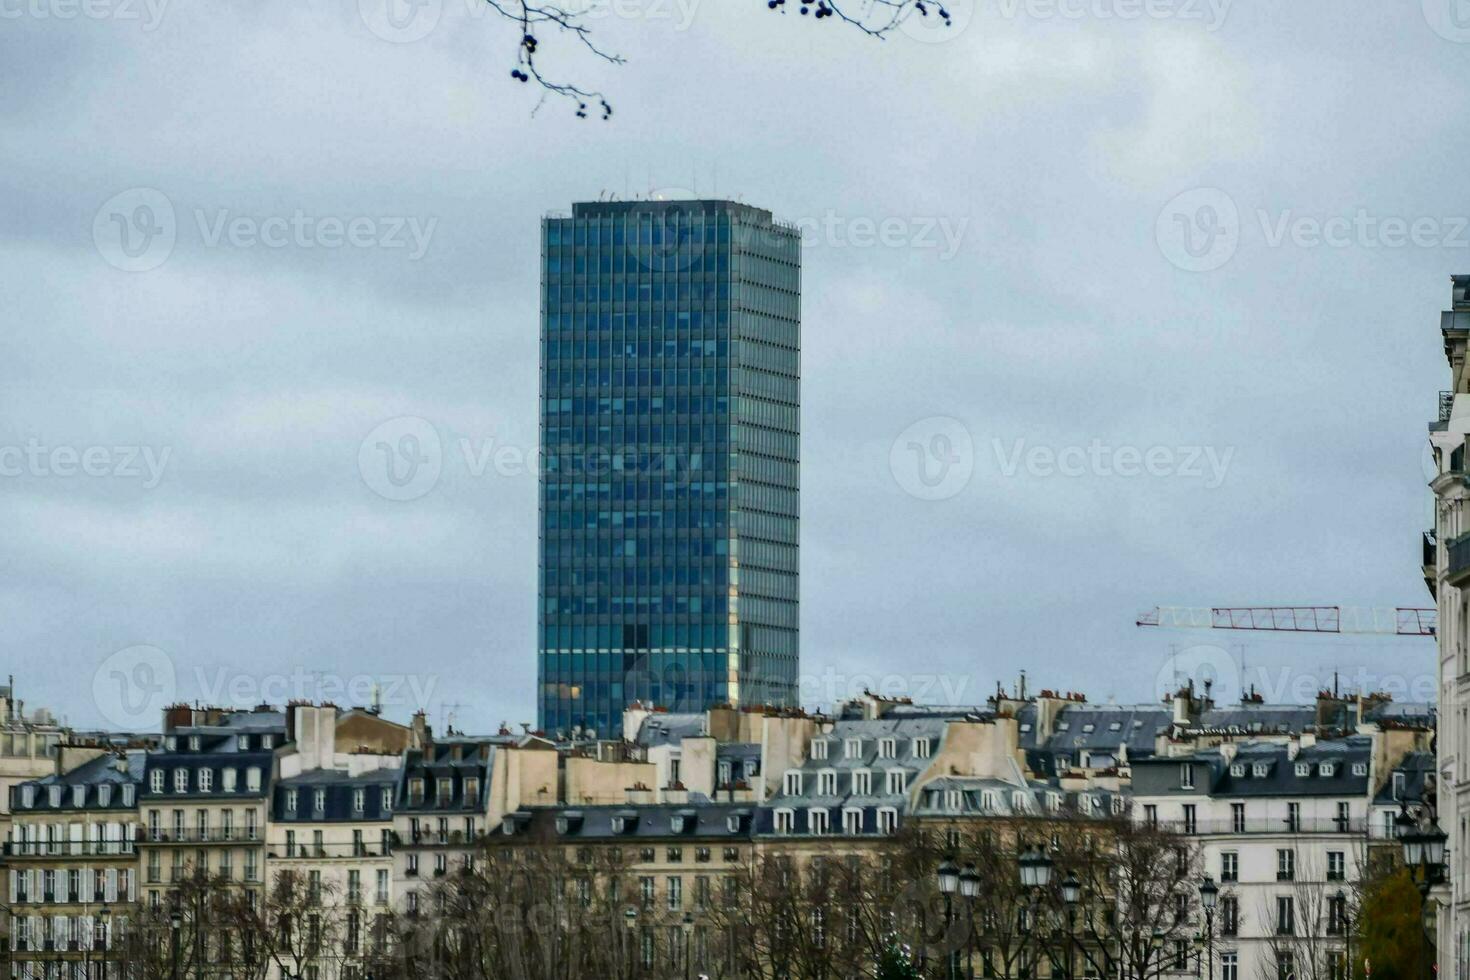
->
890, 417, 975, 501
1423, 0, 1470, 42
358, 0, 441, 42
93, 188, 175, 272
638, 187, 706, 275
0, 0, 169, 29
987, 0, 1230, 30
899, 0, 972, 42
992, 438, 1234, 488
93, 645, 177, 730
1156, 187, 1239, 272
359, 416, 443, 501
193, 210, 436, 259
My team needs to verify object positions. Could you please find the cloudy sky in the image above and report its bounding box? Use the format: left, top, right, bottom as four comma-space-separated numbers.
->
2, 0, 1464, 734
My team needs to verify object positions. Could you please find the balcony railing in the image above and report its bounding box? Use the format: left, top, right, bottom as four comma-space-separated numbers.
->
145, 827, 259, 844
268, 843, 391, 860
1449, 532, 1470, 583
1442, 390, 1455, 423
1153, 817, 1367, 836
3, 840, 135, 857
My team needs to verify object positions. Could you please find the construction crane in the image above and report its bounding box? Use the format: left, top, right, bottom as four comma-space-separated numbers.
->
1136, 606, 1437, 637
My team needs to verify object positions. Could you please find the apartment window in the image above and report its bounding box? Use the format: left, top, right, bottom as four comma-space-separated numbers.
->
1220, 896, 1239, 936
667, 847, 683, 863
188, 735, 201, 751
809, 809, 830, 834
783, 771, 803, 796
811, 739, 828, 760
1321, 761, 1336, 777
667, 876, 682, 910
150, 770, 164, 793
261, 734, 274, 749
196, 768, 213, 793
1143, 804, 1158, 828
913, 737, 932, 759
1328, 851, 1346, 881
121, 784, 134, 806
244, 850, 258, 881
437, 777, 452, 804
842, 808, 863, 835
1179, 763, 1194, 789
852, 769, 872, 795
1182, 804, 1197, 834
382, 788, 393, 812
245, 808, 258, 839
885, 770, 908, 795
639, 876, 655, 907
222, 769, 237, 792
246, 768, 261, 792
817, 770, 837, 796
1253, 763, 1269, 777
376, 869, 390, 904
1232, 802, 1246, 833
1328, 893, 1347, 935
1277, 849, 1295, 881
878, 737, 896, 759
1220, 852, 1238, 882
237, 735, 249, 751
464, 777, 479, 801
1336, 800, 1351, 830
877, 807, 898, 834
774, 809, 795, 834
286, 789, 298, 813
1221, 953, 1239, 980
1276, 896, 1294, 935
313, 789, 326, 813
1230, 763, 1245, 777
1286, 802, 1301, 832
1275, 952, 1295, 980
1295, 762, 1311, 777
844, 738, 862, 759
353, 788, 365, 814
173, 769, 189, 793
1353, 762, 1367, 777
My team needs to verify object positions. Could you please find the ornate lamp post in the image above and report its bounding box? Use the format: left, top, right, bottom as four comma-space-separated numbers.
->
1398, 807, 1448, 980
681, 910, 696, 980
1060, 873, 1081, 980
937, 859, 960, 980
959, 864, 981, 980
1198, 876, 1218, 980
623, 906, 639, 979
169, 909, 181, 980
1017, 846, 1053, 976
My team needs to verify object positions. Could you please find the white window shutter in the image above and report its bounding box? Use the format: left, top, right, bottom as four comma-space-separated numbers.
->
105, 869, 118, 903
79, 866, 93, 903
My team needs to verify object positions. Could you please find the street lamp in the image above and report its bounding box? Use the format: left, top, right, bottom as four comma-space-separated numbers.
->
1061, 874, 1082, 980
937, 859, 960, 980
1017, 846, 1053, 977
1398, 806, 1448, 980
97, 906, 111, 980
623, 905, 639, 978
1198, 877, 1218, 980
681, 910, 696, 980
959, 864, 981, 980
1334, 887, 1353, 978
169, 909, 182, 980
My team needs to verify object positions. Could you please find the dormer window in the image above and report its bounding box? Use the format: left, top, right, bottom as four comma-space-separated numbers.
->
1081, 723, 1095, 734
261, 735, 274, 750
817, 770, 838, 796
98, 785, 113, 807
464, 777, 480, 802
1179, 764, 1194, 790
72, 786, 86, 807
173, 769, 188, 793
774, 809, 795, 834
726, 814, 746, 833
610, 816, 627, 834
246, 768, 261, 792
878, 738, 897, 759
286, 789, 298, 812
1353, 762, 1368, 777
198, 770, 213, 793
844, 738, 863, 759
49, 786, 62, 807
1019, 723, 1032, 733
150, 770, 163, 793
1252, 763, 1269, 778
164, 737, 177, 751
222, 769, 237, 793
1047, 792, 1062, 812
1109, 721, 1122, 731
852, 769, 872, 795
1230, 764, 1245, 777
382, 788, 393, 812
1012, 791, 1029, 812
437, 778, 452, 805
502, 816, 518, 835
121, 785, 134, 807
188, 736, 201, 752
237, 735, 249, 751
808, 808, 829, 834
718, 761, 732, 786
313, 789, 326, 812
353, 789, 365, 814
783, 771, 803, 796
671, 814, 688, 833
20, 785, 34, 808
945, 790, 963, 811
1295, 763, 1311, 777
1057, 722, 1071, 732
811, 740, 829, 761
885, 770, 908, 795
1320, 762, 1336, 777
409, 779, 425, 804
912, 737, 932, 759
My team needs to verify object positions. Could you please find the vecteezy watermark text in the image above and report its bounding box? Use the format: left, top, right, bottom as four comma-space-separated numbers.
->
993, 438, 1234, 488
0, 439, 170, 488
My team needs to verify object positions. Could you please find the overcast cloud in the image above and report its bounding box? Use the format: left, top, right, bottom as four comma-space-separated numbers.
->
1, 0, 1462, 733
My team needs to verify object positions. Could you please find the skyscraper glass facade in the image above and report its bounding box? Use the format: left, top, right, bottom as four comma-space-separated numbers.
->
538, 199, 800, 738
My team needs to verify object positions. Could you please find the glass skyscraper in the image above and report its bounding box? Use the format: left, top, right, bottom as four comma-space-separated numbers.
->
538, 199, 800, 738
